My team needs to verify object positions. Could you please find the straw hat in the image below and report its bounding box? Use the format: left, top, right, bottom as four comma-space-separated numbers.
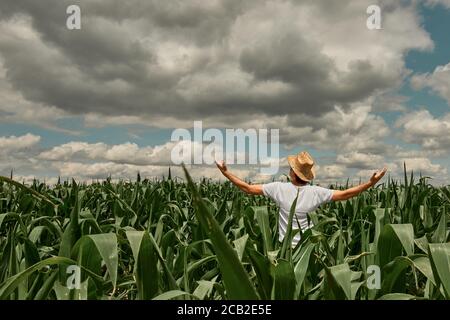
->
287, 151, 316, 182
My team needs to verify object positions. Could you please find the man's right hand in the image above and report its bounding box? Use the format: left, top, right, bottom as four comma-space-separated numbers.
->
214, 160, 263, 195
215, 160, 228, 174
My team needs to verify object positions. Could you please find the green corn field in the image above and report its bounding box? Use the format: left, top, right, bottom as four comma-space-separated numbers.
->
0, 165, 449, 300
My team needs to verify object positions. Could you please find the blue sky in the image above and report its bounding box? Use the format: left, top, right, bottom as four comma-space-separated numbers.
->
401, 3, 450, 116
0, 0, 449, 184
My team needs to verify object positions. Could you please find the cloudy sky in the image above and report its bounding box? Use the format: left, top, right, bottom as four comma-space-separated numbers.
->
1, 0, 450, 185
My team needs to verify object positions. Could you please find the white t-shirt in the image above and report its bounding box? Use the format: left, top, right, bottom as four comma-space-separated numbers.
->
262, 182, 334, 246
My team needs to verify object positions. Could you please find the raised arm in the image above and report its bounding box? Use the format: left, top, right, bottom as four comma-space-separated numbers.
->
331, 167, 387, 201
215, 161, 264, 195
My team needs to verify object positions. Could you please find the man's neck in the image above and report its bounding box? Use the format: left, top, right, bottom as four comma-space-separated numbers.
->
291, 181, 307, 187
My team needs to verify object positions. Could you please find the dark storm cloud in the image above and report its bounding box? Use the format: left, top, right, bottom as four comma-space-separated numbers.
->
0, 0, 430, 125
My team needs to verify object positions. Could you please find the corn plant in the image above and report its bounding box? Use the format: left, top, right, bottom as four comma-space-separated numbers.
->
0, 165, 449, 300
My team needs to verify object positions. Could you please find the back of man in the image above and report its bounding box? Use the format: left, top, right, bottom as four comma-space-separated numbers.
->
262, 182, 334, 246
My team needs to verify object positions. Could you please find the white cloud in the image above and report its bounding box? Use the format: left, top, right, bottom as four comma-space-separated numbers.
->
0, 0, 433, 129
387, 145, 428, 158
336, 152, 385, 169
38, 142, 107, 161
10, 175, 60, 186
396, 109, 450, 154
316, 164, 346, 179
281, 104, 391, 154
354, 157, 447, 183
372, 93, 408, 112
83, 113, 153, 128
356, 161, 398, 179
411, 62, 450, 106
38, 137, 281, 171
39, 141, 187, 165
0, 133, 40, 154
0, 23, 78, 135
0, 1, 448, 185
53, 161, 253, 182
399, 157, 447, 176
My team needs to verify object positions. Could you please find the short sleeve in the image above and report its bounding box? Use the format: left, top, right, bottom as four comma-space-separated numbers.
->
314, 186, 334, 205
262, 182, 280, 202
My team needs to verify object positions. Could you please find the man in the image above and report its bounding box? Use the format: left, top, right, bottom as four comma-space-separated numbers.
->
215, 151, 387, 246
